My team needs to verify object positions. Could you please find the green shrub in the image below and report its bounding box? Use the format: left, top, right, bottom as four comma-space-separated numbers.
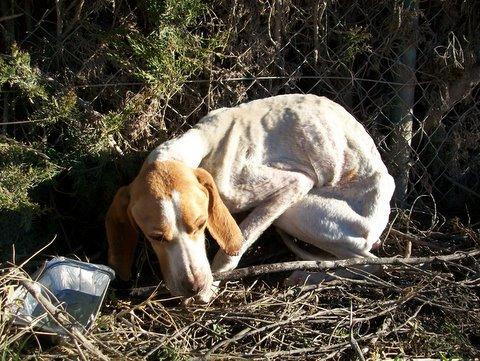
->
0, 0, 219, 262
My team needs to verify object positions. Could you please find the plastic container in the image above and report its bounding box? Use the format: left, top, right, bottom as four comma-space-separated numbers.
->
9, 257, 115, 335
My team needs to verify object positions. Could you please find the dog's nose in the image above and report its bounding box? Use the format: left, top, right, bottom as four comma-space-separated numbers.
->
181, 274, 207, 297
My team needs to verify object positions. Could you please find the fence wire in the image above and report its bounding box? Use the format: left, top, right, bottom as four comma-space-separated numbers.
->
158, 1, 480, 219
1, 0, 480, 222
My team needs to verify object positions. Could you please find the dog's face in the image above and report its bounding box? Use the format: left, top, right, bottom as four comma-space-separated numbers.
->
105, 161, 242, 298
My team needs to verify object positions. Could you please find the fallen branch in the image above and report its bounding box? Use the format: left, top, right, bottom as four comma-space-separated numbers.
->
213, 249, 480, 281
126, 249, 480, 297
21, 280, 109, 361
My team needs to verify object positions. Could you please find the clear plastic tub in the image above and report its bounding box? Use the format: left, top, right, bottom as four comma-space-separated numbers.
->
9, 257, 115, 335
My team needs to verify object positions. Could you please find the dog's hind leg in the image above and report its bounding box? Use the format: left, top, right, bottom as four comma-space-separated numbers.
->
274, 172, 394, 286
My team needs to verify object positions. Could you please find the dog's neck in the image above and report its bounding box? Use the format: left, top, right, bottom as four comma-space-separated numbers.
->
147, 128, 211, 168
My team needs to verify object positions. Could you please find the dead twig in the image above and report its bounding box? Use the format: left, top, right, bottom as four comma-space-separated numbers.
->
214, 249, 480, 281
349, 302, 365, 361
0, 14, 22, 22
127, 249, 480, 297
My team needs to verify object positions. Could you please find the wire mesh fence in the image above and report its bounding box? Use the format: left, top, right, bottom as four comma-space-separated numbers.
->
160, 0, 480, 218
1, 1, 479, 244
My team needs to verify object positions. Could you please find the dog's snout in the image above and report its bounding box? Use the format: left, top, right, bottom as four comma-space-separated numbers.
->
181, 273, 207, 296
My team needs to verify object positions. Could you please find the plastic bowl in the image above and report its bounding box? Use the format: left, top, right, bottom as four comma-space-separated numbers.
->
9, 257, 115, 335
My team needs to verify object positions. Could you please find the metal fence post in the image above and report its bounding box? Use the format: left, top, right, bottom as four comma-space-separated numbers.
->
390, 0, 418, 203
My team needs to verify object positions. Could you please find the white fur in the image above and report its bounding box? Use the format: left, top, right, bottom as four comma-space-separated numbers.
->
155, 190, 212, 297
148, 94, 395, 295
160, 191, 181, 235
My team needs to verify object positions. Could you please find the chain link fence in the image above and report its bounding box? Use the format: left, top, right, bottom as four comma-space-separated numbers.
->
158, 0, 480, 221
1, 0, 480, 254
170, 0, 480, 217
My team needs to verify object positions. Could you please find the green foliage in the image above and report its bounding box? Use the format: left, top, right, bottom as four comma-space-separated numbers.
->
143, 0, 217, 78
341, 25, 372, 63
0, 138, 61, 258
0, 44, 47, 102
140, 0, 207, 28
0, 0, 219, 262
100, 0, 222, 146
116, 26, 206, 83
104, 0, 218, 135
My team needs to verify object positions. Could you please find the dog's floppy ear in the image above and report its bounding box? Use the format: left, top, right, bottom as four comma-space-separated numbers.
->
194, 168, 243, 256
105, 185, 138, 281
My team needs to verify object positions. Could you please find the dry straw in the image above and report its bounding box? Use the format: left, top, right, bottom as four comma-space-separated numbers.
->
1, 223, 479, 360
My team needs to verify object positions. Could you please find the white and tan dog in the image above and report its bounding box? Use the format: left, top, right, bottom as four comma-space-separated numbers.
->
105, 94, 395, 301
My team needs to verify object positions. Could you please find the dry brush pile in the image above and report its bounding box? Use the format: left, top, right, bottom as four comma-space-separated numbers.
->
1, 217, 480, 359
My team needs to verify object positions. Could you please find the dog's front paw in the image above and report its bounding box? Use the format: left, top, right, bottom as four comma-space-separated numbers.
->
194, 280, 220, 304
212, 250, 241, 273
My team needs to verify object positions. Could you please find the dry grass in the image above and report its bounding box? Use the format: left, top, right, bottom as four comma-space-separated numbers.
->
1, 219, 480, 360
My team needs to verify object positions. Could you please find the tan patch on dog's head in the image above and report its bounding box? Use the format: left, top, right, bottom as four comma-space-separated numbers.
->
129, 161, 208, 241
129, 161, 242, 256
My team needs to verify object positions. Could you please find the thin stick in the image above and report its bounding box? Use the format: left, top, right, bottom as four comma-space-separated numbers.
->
55, 0, 63, 40
349, 302, 365, 361
0, 13, 23, 22
18, 235, 57, 269
213, 249, 480, 281
74, 339, 88, 361
404, 240, 412, 258
127, 249, 480, 297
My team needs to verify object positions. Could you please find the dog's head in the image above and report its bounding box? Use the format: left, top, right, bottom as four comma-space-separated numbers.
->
105, 160, 242, 298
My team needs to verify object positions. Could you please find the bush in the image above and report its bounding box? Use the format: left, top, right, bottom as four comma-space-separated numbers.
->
0, 0, 221, 262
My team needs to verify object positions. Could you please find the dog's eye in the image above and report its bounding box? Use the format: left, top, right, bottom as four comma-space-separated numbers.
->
196, 218, 207, 229
149, 234, 166, 243
187, 218, 207, 235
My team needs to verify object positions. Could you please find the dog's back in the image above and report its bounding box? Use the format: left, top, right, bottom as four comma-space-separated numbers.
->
195, 94, 387, 194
